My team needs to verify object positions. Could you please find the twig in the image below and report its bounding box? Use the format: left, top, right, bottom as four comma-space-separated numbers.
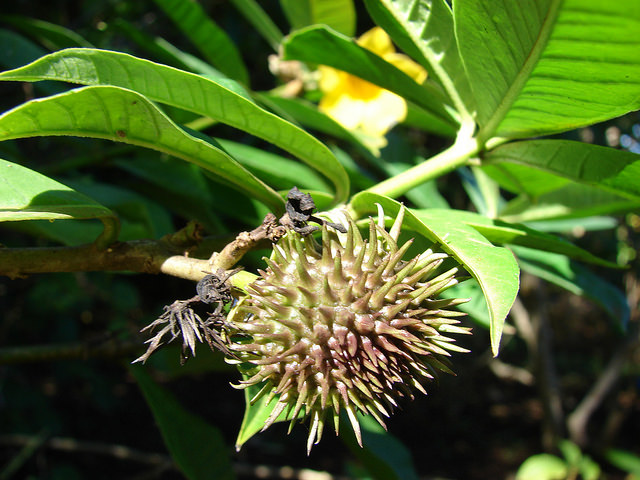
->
567, 272, 640, 447
531, 281, 565, 449
0, 223, 212, 281
0, 337, 141, 365
566, 329, 638, 446
0, 434, 172, 468
0, 434, 350, 480
489, 358, 535, 386
209, 213, 285, 270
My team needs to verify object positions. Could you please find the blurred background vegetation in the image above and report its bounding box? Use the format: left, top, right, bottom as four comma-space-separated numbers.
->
1, 1, 639, 479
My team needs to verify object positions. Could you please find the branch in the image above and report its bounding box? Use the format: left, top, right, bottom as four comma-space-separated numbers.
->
0, 337, 142, 365
209, 213, 285, 270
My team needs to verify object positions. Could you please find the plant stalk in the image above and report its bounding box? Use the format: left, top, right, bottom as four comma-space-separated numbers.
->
364, 122, 478, 199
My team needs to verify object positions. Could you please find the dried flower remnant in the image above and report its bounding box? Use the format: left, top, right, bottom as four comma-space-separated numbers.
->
133, 269, 239, 364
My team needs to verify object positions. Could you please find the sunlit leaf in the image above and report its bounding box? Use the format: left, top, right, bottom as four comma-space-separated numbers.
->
485, 140, 640, 201
0, 48, 349, 204
0, 85, 285, 214
500, 184, 640, 223
456, 0, 640, 141
516, 453, 568, 480
350, 192, 520, 356
0, 158, 118, 246
235, 369, 298, 450
0, 159, 112, 222
428, 208, 620, 268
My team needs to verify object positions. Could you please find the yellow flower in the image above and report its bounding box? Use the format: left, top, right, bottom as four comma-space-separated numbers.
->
318, 27, 427, 151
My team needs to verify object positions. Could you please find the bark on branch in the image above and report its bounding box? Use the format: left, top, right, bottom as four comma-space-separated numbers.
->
0, 214, 285, 281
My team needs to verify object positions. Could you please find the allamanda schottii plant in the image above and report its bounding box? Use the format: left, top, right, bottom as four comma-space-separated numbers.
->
0, 0, 639, 476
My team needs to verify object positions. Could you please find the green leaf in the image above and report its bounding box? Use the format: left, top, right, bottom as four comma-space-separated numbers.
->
0, 29, 65, 97
151, 0, 249, 84
215, 138, 331, 192
455, 0, 640, 142
605, 449, 640, 476
0, 14, 94, 50
340, 413, 419, 480
282, 25, 458, 135
229, 0, 284, 51
113, 154, 224, 232
443, 281, 491, 329
281, 0, 356, 36
482, 162, 571, 198
500, 184, 640, 223
516, 454, 568, 480
0, 159, 119, 246
485, 140, 640, 201
235, 372, 298, 450
0, 85, 285, 214
112, 19, 224, 77
350, 193, 520, 356
130, 366, 235, 480
0, 48, 349, 204
513, 245, 630, 328
363, 0, 474, 118
0, 159, 113, 222
429, 209, 620, 268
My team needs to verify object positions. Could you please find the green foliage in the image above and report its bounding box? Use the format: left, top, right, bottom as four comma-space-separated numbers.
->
1, 0, 639, 477
131, 366, 236, 480
516, 440, 601, 480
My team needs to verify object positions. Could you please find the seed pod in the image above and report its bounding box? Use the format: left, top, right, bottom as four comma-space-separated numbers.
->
227, 207, 470, 453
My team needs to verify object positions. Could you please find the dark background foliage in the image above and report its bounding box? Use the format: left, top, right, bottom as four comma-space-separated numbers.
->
1, 1, 639, 479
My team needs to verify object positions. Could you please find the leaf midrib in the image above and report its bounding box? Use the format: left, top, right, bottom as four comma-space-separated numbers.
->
478, 0, 563, 145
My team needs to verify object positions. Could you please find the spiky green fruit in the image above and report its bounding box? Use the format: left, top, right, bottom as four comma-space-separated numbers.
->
227, 208, 470, 453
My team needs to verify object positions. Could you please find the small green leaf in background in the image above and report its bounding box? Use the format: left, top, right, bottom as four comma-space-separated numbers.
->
130, 366, 235, 480
230, 0, 283, 51
215, 138, 331, 192
0, 14, 94, 50
350, 192, 520, 356
0, 84, 285, 214
151, 0, 249, 84
516, 453, 568, 480
513, 246, 630, 329
456, 0, 640, 141
605, 448, 640, 478
281, 0, 356, 37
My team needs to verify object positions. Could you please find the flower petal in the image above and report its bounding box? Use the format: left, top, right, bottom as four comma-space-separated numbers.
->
385, 53, 428, 84
357, 26, 395, 57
